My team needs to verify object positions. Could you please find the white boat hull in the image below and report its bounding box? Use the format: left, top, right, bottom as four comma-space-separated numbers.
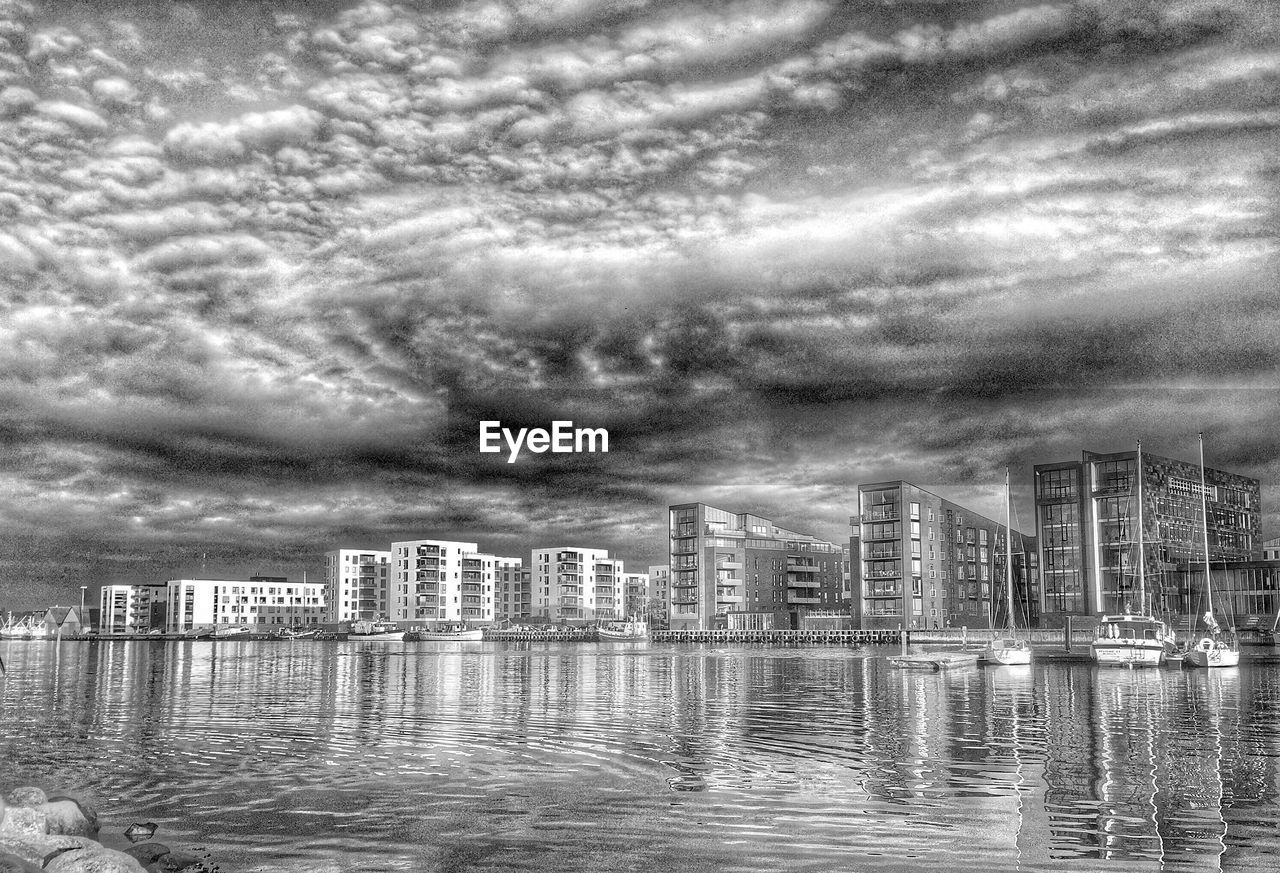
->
983, 644, 1032, 666
598, 629, 648, 641
417, 630, 482, 641
1091, 640, 1164, 667
350, 631, 406, 641
1184, 639, 1240, 668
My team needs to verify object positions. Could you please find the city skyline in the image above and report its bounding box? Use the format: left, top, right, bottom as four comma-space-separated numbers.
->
3, 1, 1279, 608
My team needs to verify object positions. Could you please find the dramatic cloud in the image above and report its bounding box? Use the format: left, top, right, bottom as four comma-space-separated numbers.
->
1, 0, 1279, 607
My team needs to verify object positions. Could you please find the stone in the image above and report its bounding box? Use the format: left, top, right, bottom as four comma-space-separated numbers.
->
0, 807, 45, 840
122, 844, 170, 866
45, 793, 100, 834
44, 846, 149, 873
0, 834, 100, 866
0, 850, 44, 872
42, 800, 98, 838
3, 790, 45, 810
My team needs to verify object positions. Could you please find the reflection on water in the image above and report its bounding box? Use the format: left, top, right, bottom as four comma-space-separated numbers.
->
0, 640, 1276, 872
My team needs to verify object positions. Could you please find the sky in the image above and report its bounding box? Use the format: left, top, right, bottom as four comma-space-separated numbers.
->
2, 0, 1279, 609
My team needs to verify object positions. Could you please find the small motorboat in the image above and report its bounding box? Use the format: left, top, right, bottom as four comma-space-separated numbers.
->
349, 618, 405, 641
410, 623, 482, 641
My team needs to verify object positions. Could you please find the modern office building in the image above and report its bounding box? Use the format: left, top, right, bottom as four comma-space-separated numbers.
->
99, 583, 166, 634
324, 549, 391, 624
165, 576, 326, 631
1163, 559, 1280, 630
853, 482, 1037, 631
667, 503, 844, 631
530, 547, 623, 621
390, 539, 506, 625
1033, 448, 1260, 626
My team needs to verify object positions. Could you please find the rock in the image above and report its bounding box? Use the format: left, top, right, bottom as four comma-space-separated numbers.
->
122, 845, 170, 866
0, 850, 44, 872
123, 843, 203, 873
42, 800, 98, 837
44, 846, 148, 873
3, 789, 45, 810
45, 794, 100, 834
0, 806, 45, 840
0, 834, 101, 866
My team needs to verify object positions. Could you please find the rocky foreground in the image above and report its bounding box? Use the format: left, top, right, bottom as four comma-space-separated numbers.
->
0, 786, 208, 873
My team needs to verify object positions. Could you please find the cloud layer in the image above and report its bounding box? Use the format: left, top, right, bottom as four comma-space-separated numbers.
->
2, 0, 1279, 605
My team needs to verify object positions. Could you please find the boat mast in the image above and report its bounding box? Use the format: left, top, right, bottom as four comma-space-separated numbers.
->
1005, 467, 1015, 632
1136, 441, 1146, 616
1198, 432, 1215, 624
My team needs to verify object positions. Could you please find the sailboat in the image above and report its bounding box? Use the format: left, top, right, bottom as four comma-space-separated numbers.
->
983, 468, 1032, 666
1185, 433, 1240, 669
1091, 441, 1172, 667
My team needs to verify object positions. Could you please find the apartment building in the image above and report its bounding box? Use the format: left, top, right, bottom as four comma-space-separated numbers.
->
668, 503, 844, 631
165, 576, 325, 631
621, 571, 650, 618
324, 549, 391, 624
853, 482, 1037, 631
391, 539, 508, 625
496, 560, 530, 622
99, 583, 166, 634
530, 547, 623, 621
647, 565, 670, 626
1033, 447, 1260, 626
1263, 537, 1280, 561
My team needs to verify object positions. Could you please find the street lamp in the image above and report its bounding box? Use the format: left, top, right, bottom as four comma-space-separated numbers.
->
79, 586, 87, 633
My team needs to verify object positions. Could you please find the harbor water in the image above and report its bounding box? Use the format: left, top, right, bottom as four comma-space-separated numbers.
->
0, 639, 1276, 872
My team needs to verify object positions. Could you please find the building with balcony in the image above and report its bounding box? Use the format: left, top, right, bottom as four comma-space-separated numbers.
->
668, 503, 844, 631
99, 583, 166, 634
391, 539, 507, 626
647, 565, 670, 627
324, 549, 391, 624
1033, 448, 1260, 627
853, 482, 1037, 631
165, 576, 325, 631
1264, 537, 1280, 561
496, 560, 530, 622
530, 547, 622, 621
621, 572, 650, 618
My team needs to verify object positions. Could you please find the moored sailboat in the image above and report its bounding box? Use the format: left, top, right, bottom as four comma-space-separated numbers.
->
598, 615, 650, 641
1185, 433, 1240, 669
983, 468, 1032, 666
1092, 441, 1172, 667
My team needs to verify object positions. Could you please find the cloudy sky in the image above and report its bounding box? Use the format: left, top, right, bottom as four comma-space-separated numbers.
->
2, 0, 1279, 608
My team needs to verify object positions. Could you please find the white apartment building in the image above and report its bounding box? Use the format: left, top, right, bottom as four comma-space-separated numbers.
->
647, 565, 670, 624
621, 572, 650, 618
324, 549, 391, 623
99, 583, 166, 634
165, 576, 326, 631
390, 539, 503, 625
531, 547, 622, 621
495, 559, 529, 622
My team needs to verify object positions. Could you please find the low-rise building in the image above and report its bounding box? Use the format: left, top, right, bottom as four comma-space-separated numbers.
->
99, 583, 166, 634
391, 539, 508, 625
165, 576, 326, 631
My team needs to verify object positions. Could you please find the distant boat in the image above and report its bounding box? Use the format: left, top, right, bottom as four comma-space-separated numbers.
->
349, 618, 405, 641
597, 616, 649, 642
0, 613, 24, 640
888, 651, 981, 671
277, 626, 321, 640
212, 624, 252, 639
410, 623, 482, 641
1185, 433, 1240, 669
983, 468, 1032, 667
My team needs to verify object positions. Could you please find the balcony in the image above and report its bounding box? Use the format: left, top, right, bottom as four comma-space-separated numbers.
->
462, 607, 484, 617
672, 591, 699, 604
416, 595, 439, 607
462, 596, 482, 605
865, 547, 902, 559
561, 585, 582, 595
462, 559, 483, 569
559, 596, 582, 606
416, 570, 440, 582
714, 560, 743, 570
462, 584, 483, 595
786, 593, 821, 605
416, 545, 441, 557
415, 582, 439, 594
786, 562, 818, 572
594, 586, 615, 595
787, 577, 821, 589
863, 507, 900, 522
715, 590, 743, 603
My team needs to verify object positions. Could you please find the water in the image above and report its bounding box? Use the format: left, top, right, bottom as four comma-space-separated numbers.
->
1, 640, 1275, 872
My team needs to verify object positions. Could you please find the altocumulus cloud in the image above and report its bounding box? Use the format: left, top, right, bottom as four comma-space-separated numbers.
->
0, 0, 1279, 606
